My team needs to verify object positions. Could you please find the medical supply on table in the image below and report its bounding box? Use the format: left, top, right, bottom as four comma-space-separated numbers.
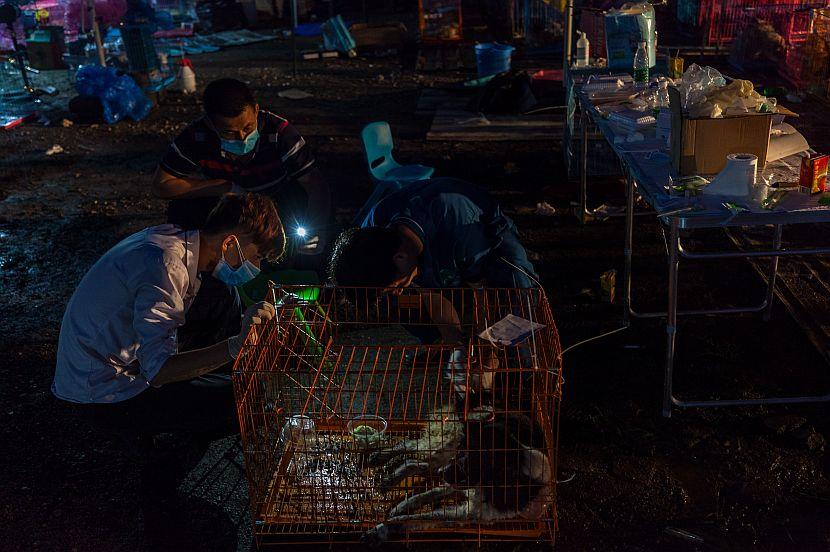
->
633, 42, 649, 90
656, 109, 671, 147
575, 31, 590, 68
653, 79, 670, 116
667, 175, 708, 197
722, 202, 749, 215
799, 154, 828, 194
761, 189, 788, 210
608, 108, 655, 131
583, 73, 633, 93
604, 2, 656, 70
703, 153, 758, 199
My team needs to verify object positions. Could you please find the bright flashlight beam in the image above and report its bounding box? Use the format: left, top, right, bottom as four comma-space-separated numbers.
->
296, 226, 307, 238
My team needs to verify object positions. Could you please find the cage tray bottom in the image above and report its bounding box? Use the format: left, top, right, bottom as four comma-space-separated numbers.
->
257, 423, 549, 541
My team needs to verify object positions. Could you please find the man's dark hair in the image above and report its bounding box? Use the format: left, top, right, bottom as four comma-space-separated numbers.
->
328, 227, 401, 287
203, 78, 256, 118
203, 193, 285, 261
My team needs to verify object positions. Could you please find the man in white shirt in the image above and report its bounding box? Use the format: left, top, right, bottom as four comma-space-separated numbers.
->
53, 192, 283, 428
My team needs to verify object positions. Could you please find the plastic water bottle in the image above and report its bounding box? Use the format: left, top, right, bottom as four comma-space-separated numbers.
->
575, 31, 590, 68
653, 79, 670, 116
633, 41, 649, 90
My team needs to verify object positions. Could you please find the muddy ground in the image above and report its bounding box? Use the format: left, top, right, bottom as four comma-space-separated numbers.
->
2, 17, 830, 552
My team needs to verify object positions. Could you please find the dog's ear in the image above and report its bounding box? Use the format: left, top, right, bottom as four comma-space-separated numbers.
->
520, 446, 552, 484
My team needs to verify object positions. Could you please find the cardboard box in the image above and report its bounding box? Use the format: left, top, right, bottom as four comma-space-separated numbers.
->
26, 26, 65, 70
668, 87, 774, 175
349, 23, 407, 51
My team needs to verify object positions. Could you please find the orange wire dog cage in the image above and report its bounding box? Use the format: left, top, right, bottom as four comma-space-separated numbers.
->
233, 286, 562, 547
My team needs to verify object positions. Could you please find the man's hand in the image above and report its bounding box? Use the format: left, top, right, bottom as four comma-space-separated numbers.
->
228, 301, 276, 359
444, 347, 497, 396
297, 234, 327, 256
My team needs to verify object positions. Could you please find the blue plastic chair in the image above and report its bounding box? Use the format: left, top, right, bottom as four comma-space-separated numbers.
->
356, 122, 434, 225
361, 122, 434, 183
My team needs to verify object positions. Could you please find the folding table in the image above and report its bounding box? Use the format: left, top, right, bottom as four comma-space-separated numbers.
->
576, 90, 830, 417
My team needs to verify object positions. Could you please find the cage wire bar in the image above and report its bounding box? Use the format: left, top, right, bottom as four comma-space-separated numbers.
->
781, 8, 830, 93
233, 286, 562, 547
695, 0, 824, 48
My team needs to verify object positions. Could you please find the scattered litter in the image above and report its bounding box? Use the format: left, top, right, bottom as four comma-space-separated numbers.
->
302, 50, 339, 60
600, 269, 616, 303
593, 204, 625, 220
61, 119, 73, 127
455, 113, 490, 126
320, 14, 357, 57
75, 65, 152, 124
664, 527, 705, 544
534, 201, 557, 216
278, 88, 313, 100
557, 472, 576, 483
45, 144, 64, 155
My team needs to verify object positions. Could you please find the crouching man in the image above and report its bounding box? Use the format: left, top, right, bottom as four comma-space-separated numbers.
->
53, 192, 283, 434
328, 177, 537, 292
328, 177, 538, 404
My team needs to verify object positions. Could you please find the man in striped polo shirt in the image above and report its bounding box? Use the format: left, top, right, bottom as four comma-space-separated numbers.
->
152, 78, 330, 255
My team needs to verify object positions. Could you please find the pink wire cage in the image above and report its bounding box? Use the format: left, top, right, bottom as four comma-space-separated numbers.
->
695, 0, 825, 47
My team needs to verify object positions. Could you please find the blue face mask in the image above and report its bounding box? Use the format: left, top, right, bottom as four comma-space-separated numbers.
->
220, 127, 260, 156
212, 236, 261, 286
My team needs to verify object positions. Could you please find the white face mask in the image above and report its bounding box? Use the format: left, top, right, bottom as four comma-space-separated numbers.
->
212, 235, 260, 286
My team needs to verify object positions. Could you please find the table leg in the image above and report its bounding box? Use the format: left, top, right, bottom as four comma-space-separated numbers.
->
580, 108, 588, 225
623, 172, 635, 325
763, 224, 783, 322
662, 218, 680, 418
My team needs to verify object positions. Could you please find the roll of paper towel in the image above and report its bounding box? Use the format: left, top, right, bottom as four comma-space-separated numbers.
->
702, 153, 758, 199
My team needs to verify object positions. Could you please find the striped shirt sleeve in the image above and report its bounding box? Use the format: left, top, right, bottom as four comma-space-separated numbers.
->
160, 132, 201, 178
277, 123, 315, 179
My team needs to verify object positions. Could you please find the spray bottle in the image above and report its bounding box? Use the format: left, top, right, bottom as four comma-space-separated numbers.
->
575, 31, 590, 68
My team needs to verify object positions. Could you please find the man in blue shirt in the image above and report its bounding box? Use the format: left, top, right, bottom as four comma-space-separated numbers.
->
329, 178, 538, 413
328, 177, 538, 291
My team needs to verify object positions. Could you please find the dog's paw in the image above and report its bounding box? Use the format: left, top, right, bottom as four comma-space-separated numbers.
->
361, 523, 390, 547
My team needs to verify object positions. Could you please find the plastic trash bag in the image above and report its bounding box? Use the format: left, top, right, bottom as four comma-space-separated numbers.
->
677, 63, 726, 115
678, 64, 776, 118
75, 65, 152, 124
